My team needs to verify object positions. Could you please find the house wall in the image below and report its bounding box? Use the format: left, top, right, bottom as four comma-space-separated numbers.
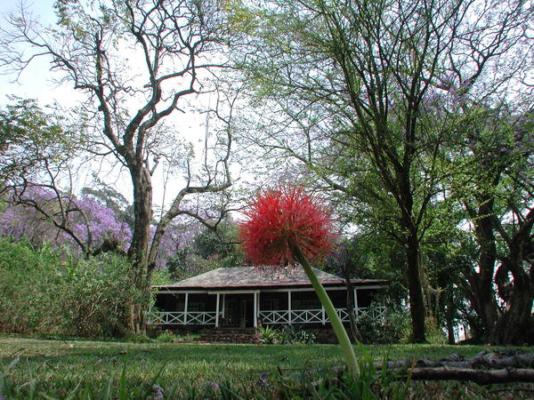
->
188, 293, 216, 312
154, 293, 183, 311
357, 289, 378, 308
154, 293, 219, 312
153, 287, 380, 313
260, 292, 287, 310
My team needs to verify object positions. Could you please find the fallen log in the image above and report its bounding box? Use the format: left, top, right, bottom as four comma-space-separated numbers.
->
272, 350, 534, 384
383, 351, 534, 371
405, 367, 534, 384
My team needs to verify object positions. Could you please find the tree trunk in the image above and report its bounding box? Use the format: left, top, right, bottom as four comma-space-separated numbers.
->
490, 213, 534, 344
475, 202, 499, 334
406, 232, 427, 343
127, 166, 153, 334
491, 288, 533, 345
445, 284, 455, 344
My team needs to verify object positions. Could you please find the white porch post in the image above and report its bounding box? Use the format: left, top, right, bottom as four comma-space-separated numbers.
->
322, 306, 326, 325
184, 292, 189, 325
257, 291, 261, 324
222, 294, 225, 318
253, 291, 258, 328
215, 293, 220, 328
288, 290, 292, 325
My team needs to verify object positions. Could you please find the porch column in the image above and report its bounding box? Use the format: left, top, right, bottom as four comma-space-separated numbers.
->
222, 294, 225, 319
288, 290, 292, 325
184, 292, 189, 325
322, 306, 326, 325
253, 291, 258, 328
215, 293, 220, 328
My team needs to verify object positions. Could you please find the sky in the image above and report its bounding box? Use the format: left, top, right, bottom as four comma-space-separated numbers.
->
0, 0, 68, 105
0, 0, 240, 213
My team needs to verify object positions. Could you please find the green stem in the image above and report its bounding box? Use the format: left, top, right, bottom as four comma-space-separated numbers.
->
291, 243, 360, 377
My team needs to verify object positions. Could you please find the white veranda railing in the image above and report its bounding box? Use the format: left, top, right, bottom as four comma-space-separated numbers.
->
147, 311, 218, 326
259, 306, 386, 325
148, 306, 386, 326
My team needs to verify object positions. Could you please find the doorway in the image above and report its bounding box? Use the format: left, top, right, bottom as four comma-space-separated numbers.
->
223, 294, 254, 328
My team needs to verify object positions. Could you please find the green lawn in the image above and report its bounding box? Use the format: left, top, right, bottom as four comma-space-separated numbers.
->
0, 336, 532, 399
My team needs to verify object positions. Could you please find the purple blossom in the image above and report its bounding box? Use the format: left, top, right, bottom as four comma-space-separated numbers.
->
0, 186, 132, 253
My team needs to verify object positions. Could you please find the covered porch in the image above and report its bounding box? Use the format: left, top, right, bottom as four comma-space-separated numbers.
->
148, 286, 386, 328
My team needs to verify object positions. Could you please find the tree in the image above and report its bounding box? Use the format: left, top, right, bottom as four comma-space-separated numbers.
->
0, 98, 77, 189
447, 106, 533, 344
0, 186, 132, 256
192, 221, 243, 265
232, 0, 530, 342
164, 220, 243, 281
82, 179, 135, 230
1, 1, 235, 331
325, 241, 364, 343
0, 98, 99, 255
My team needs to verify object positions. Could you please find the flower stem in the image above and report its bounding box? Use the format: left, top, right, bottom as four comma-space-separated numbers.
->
290, 242, 360, 377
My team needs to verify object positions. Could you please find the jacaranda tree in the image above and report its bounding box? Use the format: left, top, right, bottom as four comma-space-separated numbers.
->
0, 186, 132, 256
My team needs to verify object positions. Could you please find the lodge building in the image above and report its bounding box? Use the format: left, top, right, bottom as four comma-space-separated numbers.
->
148, 266, 387, 329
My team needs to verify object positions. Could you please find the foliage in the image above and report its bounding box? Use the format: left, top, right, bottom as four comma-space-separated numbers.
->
0, 338, 531, 399
1, 0, 235, 333
0, 238, 140, 337
279, 326, 316, 345
155, 330, 176, 343
258, 326, 283, 344
258, 326, 316, 345
357, 305, 411, 345
233, 0, 531, 344
192, 224, 244, 268
0, 186, 132, 256
444, 107, 533, 344
82, 180, 135, 230
0, 239, 63, 334
164, 221, 243, 281
0, 98, 77, 185
59, 253, 141, 338
239, 187, 335, 265
126, 334, 152, 344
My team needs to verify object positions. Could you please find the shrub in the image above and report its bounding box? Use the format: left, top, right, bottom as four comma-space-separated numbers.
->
0, 238, 141, 338
258, 325, 316, 344
357, 303, 411, 344
155, 330, 176, 343
59, 253, 142, 337
279, 325, 316, 344
258, 326, 282, 344
0, 239, 64, 334
126, 333, 152, 343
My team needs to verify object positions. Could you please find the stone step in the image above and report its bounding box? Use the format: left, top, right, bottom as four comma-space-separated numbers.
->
199, 328, 259, 344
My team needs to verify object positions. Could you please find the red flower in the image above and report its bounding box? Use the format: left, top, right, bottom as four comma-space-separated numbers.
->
239, 187, 336, 265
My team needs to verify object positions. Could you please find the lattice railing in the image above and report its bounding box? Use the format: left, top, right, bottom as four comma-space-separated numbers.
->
259, 306, 386, 325
147, 311, 218, 326
291, 309, 323, 323
148, 306, 387, 326
258, 310, 290, 324
355, 306, 386, 321
187, 311, 217, 325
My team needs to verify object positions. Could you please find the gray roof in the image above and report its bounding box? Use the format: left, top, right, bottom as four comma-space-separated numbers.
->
153, 265, 387, 290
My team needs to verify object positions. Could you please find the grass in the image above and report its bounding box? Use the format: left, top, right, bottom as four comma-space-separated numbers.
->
1, 336, 533, 399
